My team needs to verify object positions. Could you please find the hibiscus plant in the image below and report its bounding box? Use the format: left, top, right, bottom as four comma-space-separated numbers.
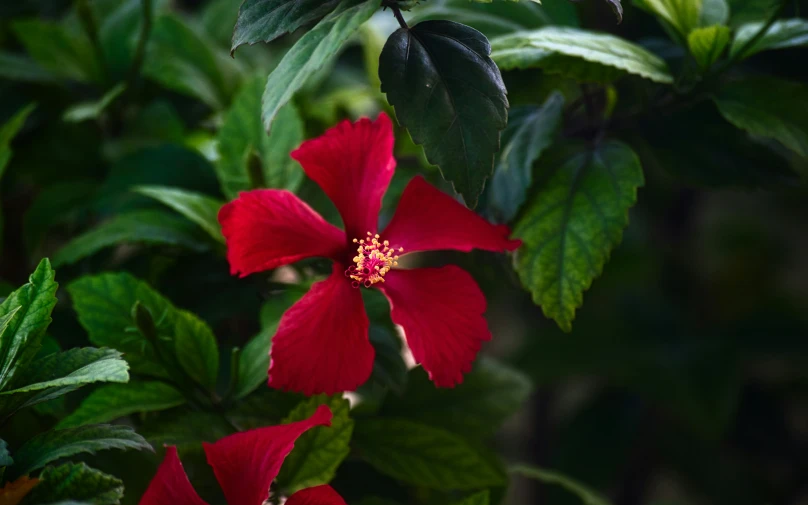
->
1, 0, 807, 505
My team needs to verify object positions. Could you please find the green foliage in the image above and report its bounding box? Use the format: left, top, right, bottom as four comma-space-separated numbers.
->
688, 25, 731, 69
63, 84, 127, 123
173, 311, 220, 391
635, 0, 702, 38
490, 27, 673, 83
231, 0, 341, 54
9, 425, 151, 477
58, 382, 185, 428
277, 395, 353, 493
354, 418, 507, 489
0, 104, 36, 179
261, 0, 380, 133
217, 76, 305, 199
731, 18, 808, 59
514, 142, 644, 332
510, 465, 611, 505
10, 19, 102, 83
24, 463, 123, 505
380, 20, 508, 207
133, 186, 224, 243
714, 77, 808, 157
52, 210, 212, 267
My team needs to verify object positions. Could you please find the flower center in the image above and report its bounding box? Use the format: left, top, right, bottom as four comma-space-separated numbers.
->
345, 232, 403, 288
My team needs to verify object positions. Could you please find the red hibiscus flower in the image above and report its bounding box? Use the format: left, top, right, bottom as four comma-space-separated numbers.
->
218, 112, 520, 395
140, 405, 344, 505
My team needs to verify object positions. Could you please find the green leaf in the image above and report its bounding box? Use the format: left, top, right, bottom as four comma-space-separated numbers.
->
366, 326, 408, 395
58, 382, 185, 428
0, 52, 57, 83
143, 15, 237, 110
134, 186, 224, 243
714, 77, 808, 157
0, 103, 36, 179
24, 181, 98, 253
730, 19, 808, 59
0, 259, 58, 390
173, 310, 220, 390
699, 0, 729, 26
381, 357, 531, 437
217, 75, 305, 199
687, 25, 730, 69
727, 0, 780, 26
634, 0, 701, 37
353, 418, 507, 489
231, 0, 341, 55
490, 27, 673, 84
451, 491, 490, 505
62, 84, 126, 123
261, 0, 379, 134
511, 465, 611, 505
11, 19, 103, 83
24, 463, 123, 505
10, 425, 151, 477
1, 439, 12, 467
513, 141, 644, 332
380, 20, 508, 207
276, 395, 353, 494
487, 93, 565, 223
52, 210, 211, 267
140, 410, 234, 446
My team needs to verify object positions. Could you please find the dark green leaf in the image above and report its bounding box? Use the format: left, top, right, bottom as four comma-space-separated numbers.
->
277, 395, 353, 494
730, 19, 808, 59
353, 418, 507, 489
262, 0, 379, 134
0, 52, 57, 83
217, 75, 305, 199
226, 388, 305, 429
0, 103, 36, 179
486, 93, 565, 223
173, 311, 220, 390
231, 0, 341, 55
58, 382, 185, 428
133, 186, 224, 243
727, 0, 780, 26
0, 259, 58, 390
23, 181, 98, 253
714, 77, 808, 157
490, 27, 673, 84
62, 84, 126, 123
367, 326, 408, 395
380, 20, 508, 207
687, 25, 730, 69
10, 425, 151, 477
451, 491, 490, 505
52, 210, 211, 267
510, 465, 612, 505
381, 357, 531, 437
24, 463, 123, 505
11, 19, 103, 83
140, 410, 234, 446
634, 0, 700, 37
513, 141, 644, 332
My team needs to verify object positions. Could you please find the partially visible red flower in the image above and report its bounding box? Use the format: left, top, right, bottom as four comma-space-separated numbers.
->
139, 405, 344, 505
219, 113, 520, 395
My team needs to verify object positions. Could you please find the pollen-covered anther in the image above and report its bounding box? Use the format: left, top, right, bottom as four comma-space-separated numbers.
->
345, 232, 402, 288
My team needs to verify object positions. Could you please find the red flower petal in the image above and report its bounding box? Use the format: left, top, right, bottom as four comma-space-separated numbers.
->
286, 486, 347, 505
219, 189, 347, 277
291, 113, 395, 240
379, 266, 491, 387
202, 405, 333, 505
382, 176, 521, 254
139, 447, 208, 505
269, 264, 373, 395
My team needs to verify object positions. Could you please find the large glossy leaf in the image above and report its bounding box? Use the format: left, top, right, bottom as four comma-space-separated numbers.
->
730, 19, 808, 59
10, 425, 151, 477
24, 463, 123, 505
380, 20, 508, 207
10, 19, 102, 83
510, 465, 612, 505
490, 27, 673, 84
261, 0, 379, 133
58, 382, 185, 428
52, 210, 211, 267
0, 259, 58, 390
714, 77, 808, 157
513, 141, 644, 332
231, 0, 341, 54
217, 76, 305, 199
687, 25, 730, 69
353, 418, 507, 489
486, 93, 565, 223
276, 395, 353, 494
381, 357, 532, 437
173, 310, 220, 390
134, 186, 224, 242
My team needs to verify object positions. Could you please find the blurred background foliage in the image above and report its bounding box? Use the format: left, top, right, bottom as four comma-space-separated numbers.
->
1, 0, 808, 505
